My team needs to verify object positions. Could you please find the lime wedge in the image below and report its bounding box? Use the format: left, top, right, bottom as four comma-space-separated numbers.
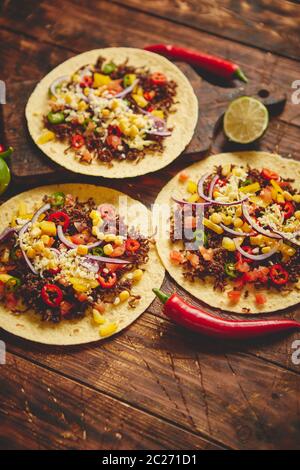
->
223, 96, 269, 144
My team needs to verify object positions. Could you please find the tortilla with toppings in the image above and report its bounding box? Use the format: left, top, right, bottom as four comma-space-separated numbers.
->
26, 48, 198, 178
0, 184, 164, 344
155, 152, 300, 314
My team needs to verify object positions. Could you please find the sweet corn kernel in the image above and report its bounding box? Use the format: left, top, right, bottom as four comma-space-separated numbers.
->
99, 323, 118, 337
210, 213, 222, 224
222, 237, 236, 252
102, 108, 110, 118
132, 94, 148, 108
27, 247, 36, 259
33, 240, 45, 252
114, 236, 124, 246
293, 195, 300, 203
78, 100, 88, 111
119, 290, 130, 302
77, 245, 88, 256
235, 206, 242, 217
41, 235, 50, 246
187, 194, 200, 203
250, 235, 264, 246
295, 211, 300, 220
104, 234, 116, 242
93, 309, 105, 325
37, 130, 55, 145
129, 125, 139, 137
203, 218, 224, 235
233, 217, 243, 228
187, 180, 197, 194
132, 269, 143, 282
222, 163, 231, 177
151, 110, 164, 119
39, 221, 57, 236
222, 215, 233, 226
262, 246, 271, 254
31, 227, 42, 238
83, 87, 90, 96
103, 243, 114, 255
242, 222, 252, 233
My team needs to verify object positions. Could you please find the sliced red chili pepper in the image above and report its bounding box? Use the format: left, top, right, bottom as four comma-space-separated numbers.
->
71, 134, 85, 149
236, 246, 254, 264
125, 238, 140, 253
48, 211, 70, 231
270, 264, 289, 285
41, 284, 63, 307
106, 134, 121, 149
98, 270, 117, 289
108, 125, 122, 136
150, 72, 167, 86
80, 75, 93, 88
147, 105, 155, 112
143, 90, 155, 101
261, 168, 279, 181
282, 201, 295, 220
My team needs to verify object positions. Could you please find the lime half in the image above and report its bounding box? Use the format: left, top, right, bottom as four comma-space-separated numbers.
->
224, 96, 269, 144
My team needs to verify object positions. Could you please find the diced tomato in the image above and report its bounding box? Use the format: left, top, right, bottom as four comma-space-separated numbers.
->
260, 187, 273, 204
261, 168, 279, 181
125, 239, 140, 253
150, 72, 167, 86
93, 301, 106, 314
80, 75, 93, 88
178, 171, 189, 183
199, 246, 214, 261
71, 233, 89, 245
282, 201, 295, 220
71, 134, 85, 149
105, 263, 125, 272
76, 293, 88, 302
236, 260, 250, 273
187, 253, 200, 268
227, 290, 241, 303
110, 244, 126, 258
107, 79, 123, 93
170, 250, 184, 265
143, 90, 155, 101
106, 134, 122, 149
60, 300, 73, 316
255, 293, 267, 305
254, 266, 269, 284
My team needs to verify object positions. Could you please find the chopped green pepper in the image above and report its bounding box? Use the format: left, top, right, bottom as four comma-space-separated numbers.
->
0, 146, 13, 160
10, 247, 22, 261
50, 191, 65, 207
224, 262, 238, 279
193, 229, 208, 248
102, 62, 116, 75
5, 276, 21, 292
47, 111, 65, 125
92, 246, 104, 256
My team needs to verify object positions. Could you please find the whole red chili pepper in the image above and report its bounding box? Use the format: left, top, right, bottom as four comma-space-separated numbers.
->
153, 289, 299, 340
144, 44, 248, 83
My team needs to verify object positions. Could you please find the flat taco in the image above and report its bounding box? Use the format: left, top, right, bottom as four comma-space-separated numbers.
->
0, 184, 164, 344
155, 152, 300, 314
26, 48, 198, 178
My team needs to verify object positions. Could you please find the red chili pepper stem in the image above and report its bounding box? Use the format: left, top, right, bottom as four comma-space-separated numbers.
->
234, 68, 248, 83
153, 288, 170, 304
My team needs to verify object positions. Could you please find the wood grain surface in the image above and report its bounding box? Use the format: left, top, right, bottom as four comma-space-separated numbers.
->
0, 0, 300, 451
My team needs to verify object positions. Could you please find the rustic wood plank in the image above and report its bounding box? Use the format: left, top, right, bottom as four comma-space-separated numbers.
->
0, 352, 222, 450
3, 309, 300, 450
109, 0, 300, 60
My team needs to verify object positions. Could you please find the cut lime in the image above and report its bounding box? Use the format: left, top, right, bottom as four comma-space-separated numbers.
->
223, 96, 269, 144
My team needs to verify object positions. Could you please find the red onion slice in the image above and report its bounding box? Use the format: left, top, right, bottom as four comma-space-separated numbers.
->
50, 76, 69, 98
57, 226, 103, 250
197, 173, 248, 206
273, 230, 300, 247
22, 250, 38, 275
220, 223, 256, 237
208, 174, 219, 200
85, 254, 129, 264
113, 79, 139, 99
242, 203, 282, 240
31, 203, 51, 224
234, 239, 278, 261
172, 196, 211, 207
147, 129, 172, 137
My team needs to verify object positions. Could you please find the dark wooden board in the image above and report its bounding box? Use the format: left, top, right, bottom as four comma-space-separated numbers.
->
3, 68, 286, 181
1, 0, 300, 451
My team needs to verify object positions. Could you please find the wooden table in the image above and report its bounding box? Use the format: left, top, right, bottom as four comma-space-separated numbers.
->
1, 0, 300, 451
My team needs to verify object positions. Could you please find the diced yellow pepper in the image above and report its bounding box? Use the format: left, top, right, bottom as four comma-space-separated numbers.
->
93, 309, 105, 325
277, 193, 285, 204
119, 290, 130, 302
78, 100, 88, 111
132, 94, 148, 108
262, 246, 271, 254
37, 130, 55, 145
129, 125, 139, 138
151, 110, 164, 119
239, 182, 261, 194
210, 213, 222, 224
203, 218, 224, 235
0, 274, 13, 283
293, 195, 300, 203
270, 179, 284, 194
102, 108, 110, 118
93, 73, 111, 87
115, 236, 124, 246
187, 194, 200, 203
125, 74, 136, 85
77, 245, 88, 256
99, 323, 118, 338
187, 180, 197, 194
39, 221, 57, 236
283, 191, 293, 201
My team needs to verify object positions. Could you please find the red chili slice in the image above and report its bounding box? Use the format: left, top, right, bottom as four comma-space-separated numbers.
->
143, 90, 155, 101
108, 125, 122, 136
98, 270, 117, 289
236, 246, 254, 264
150, 72, 167, 86
261, 168, 279, 181
282, 201, 295, 220
270, 264, 289, 285
48, 211, 70, 231
125, 238, 140, 253
41, 284, 63, 307
71, 134, 85, 149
